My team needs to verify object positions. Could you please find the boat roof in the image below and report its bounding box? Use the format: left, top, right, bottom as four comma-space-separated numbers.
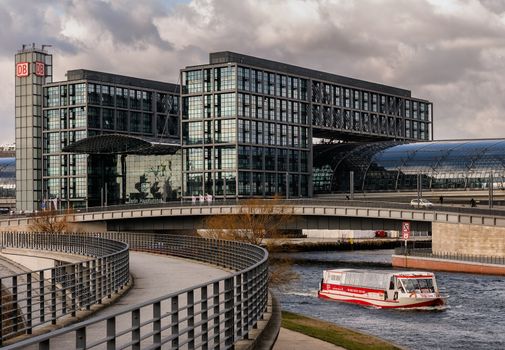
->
325, 269, 435, 277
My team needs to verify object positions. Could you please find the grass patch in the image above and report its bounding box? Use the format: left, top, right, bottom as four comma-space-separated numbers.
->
281, 311, 401, 350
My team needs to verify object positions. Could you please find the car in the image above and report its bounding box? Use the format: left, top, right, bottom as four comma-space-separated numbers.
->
410, 198, 433, 209
375, 230, 388, 238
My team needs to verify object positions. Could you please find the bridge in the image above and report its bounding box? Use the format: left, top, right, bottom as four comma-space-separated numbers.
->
3, 198, 505, 259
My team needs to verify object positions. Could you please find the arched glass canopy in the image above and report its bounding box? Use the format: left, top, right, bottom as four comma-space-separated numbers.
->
313, 139, 505, 193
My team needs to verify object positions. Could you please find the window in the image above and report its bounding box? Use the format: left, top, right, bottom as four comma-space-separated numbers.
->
185, 70, 203, 93
214, 119, 236, 143
187, 96, 202, 119
214, 93, 236, 117
102, 108, 114, 130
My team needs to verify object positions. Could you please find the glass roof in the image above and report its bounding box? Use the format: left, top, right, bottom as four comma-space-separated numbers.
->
62, 135, 180, 155
314, 139, 505, 176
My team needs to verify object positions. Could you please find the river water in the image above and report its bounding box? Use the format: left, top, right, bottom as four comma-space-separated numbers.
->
275, 249, 505, 350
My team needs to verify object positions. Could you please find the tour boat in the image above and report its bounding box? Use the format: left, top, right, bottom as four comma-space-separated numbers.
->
318, 269, 445, 309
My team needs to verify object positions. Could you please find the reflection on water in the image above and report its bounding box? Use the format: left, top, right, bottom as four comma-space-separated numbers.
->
276, 249, 505, 350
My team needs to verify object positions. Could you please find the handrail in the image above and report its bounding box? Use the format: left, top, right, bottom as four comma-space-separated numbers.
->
0, 232, 129, 345
3, 233, 269, 350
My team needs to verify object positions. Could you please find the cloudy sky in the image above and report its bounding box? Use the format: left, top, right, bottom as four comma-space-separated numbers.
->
1, 0, 505, 143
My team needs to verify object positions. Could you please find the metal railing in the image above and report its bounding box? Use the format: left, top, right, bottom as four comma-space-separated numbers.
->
4, 233, 269, 350
394, 247, 505, 265
0, 232, 129, 345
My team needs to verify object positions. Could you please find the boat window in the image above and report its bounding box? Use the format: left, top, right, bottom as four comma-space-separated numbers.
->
329, 274, 341, 283
400, 278, 435, 293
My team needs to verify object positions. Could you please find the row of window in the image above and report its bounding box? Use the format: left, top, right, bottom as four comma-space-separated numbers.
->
310, 81, 430, 120
183, 146, 309, 173
238, 146, 309, 172
237, 67, 309, 100
44, 176, 87, 199
311, 108, 429, 140
184, 67, 236, 94
44, 84, 179, 114
185, 119, 236, 145
184, 94, 236, 119
43, 154, 87, 177
238, 120, 309, 148
238, 94, 310, 124
184, 171, 309, 197
184, 147, 237, 171
45, 107, 179, 137
43, 130, 87, 153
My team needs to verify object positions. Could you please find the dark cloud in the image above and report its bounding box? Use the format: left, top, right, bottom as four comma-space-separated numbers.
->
479, 0, 505, 14
0, 0, 79, 56
1, 0, 505, 143
65, 0, 173, 50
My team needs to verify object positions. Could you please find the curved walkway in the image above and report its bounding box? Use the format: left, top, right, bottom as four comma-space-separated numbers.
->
19, 251, 230, 349
274, 328, 345, 350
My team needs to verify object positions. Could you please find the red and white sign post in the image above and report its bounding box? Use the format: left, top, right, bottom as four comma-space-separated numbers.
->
402, 221, 411, 253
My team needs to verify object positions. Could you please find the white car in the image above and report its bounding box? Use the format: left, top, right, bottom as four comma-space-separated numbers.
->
410, 198, 433, 209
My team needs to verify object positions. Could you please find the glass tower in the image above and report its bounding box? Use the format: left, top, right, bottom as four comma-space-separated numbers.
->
15, 44, 52, 212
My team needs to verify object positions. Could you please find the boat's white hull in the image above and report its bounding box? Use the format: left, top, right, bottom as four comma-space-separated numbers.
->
319, 289, 445, 309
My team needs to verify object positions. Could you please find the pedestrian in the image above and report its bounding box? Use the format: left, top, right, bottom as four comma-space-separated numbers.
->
470, 198, 476, 207
439, 196, 444, 204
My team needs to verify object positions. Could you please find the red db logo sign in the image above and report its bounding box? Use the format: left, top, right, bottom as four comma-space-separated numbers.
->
35, 62, 45, 77
16, 62, 29, 77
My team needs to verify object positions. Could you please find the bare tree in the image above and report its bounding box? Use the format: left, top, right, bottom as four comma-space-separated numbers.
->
29, 209, 73, 233
201, 197, 298, 286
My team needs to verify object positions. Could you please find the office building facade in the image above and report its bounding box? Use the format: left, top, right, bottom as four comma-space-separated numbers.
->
15, 48, 433, 210
41, 70, 180, 209
180, 52, 432, 199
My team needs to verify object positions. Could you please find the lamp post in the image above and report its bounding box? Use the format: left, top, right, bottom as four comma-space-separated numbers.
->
286, 172, 289, 199
489, 173, 494, 209
349, 171, 354, 200
417, 173, 422, 201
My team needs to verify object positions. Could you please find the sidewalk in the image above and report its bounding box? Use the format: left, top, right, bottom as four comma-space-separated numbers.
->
274, 327, 346, 350
21, 251, 230, 349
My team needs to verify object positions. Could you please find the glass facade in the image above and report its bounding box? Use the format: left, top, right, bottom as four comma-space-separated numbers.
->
181, 64, 311, 198
16, 51, 434, 208
313, 140, 505, 193
181, 52, 432, 199
41, 72, 180, 209
0, 158, 16, 198
15, 47, 52, 212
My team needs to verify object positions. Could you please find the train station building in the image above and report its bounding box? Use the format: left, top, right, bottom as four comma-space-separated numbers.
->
13, 45, 442, 211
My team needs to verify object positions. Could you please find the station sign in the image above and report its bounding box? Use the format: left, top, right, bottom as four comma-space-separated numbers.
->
402, 221, 411, 240
35, 61, 45, 77
16, 62, 29, 77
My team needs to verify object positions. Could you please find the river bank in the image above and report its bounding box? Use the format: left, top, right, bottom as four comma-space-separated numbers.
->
268, 238, 431, 252
280, 311, 403, 350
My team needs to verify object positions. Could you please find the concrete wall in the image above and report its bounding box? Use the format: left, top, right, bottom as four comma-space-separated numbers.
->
392, 255, 505, 275
432, 222, 505, 257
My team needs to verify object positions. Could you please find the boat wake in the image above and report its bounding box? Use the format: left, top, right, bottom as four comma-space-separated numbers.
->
395, 305, 449, 312
283, 290, 318, 298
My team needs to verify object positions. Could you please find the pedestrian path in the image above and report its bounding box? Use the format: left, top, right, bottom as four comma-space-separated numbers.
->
274, 327, 346, 350
20, 251, 230, 349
